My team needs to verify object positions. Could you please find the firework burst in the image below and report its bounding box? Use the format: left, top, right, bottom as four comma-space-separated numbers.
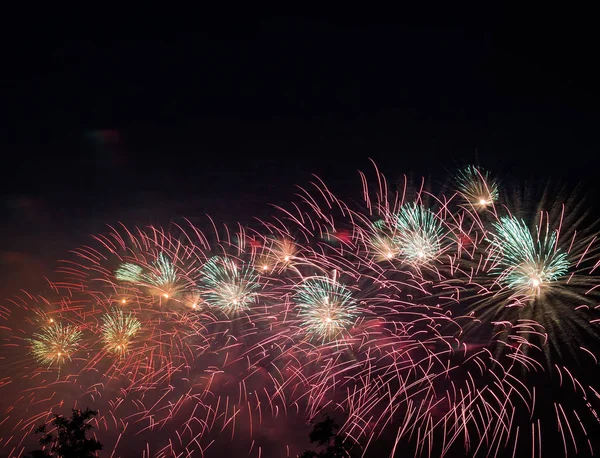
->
462, 198, 600, 368
394, 203, 445, 265
115, 252, 186, 299
28, 322, 82, 366
199, 256, 261, 314
488, 215, 570, 296
370, 233, 401, 261
294, 275, 358, 341
101, 309, 141, 355
456, 165, 499, 209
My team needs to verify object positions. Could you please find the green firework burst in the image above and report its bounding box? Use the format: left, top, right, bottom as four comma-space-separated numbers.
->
394, 204, 445, 264
199, 256, 260, 314
115, 252, 180, 295
144, 252, 178, 287
115, 263, 144, 283
294, 276, 358, 341
488, 216, 570, 294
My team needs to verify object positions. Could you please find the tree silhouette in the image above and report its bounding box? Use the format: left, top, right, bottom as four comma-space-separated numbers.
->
301, 415, 358, 458
25, 408, 102, 458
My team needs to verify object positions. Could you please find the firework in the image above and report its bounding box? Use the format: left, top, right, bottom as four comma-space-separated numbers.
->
28, 322, 82, 366
468, 208, 600, 368
1, 162, 599, 458
456, 164, 499, 209
115, 252, 182, 298
101, 309, 141, 355
294, 275, 358, 341
199, 256, 260, 314
115, 262, 144, 284
370, 233, 400, 261
270, 238, 297, 265
488, 215, 570, 296
365, 219, 401, 262
394, 203, 445, 265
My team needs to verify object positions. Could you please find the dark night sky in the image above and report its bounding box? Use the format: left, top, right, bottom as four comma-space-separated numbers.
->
2, 8, 599, 294
1, 9, 600, 456
3, 12, 600, 193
